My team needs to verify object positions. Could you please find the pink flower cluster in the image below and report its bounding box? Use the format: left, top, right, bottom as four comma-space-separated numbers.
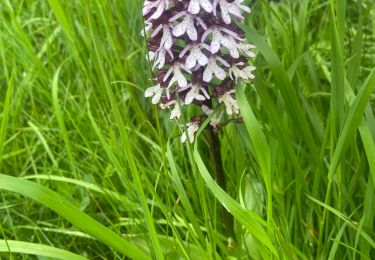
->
143, 0, 255, 143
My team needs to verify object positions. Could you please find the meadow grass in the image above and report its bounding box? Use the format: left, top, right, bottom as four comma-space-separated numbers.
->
0, 0, 375, 259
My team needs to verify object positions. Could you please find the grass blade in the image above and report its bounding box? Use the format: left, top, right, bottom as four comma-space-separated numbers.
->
307, 195, 375, 248
0, 240, 87, 260
0, 73, 13, 169
51, 65, 77, 177
244, 27, 317, 155
193, 147, 277, 257
328, 69, 375, 179
166, 143, 206, 246
0, 174, 150, 260
236, 84, 273, 229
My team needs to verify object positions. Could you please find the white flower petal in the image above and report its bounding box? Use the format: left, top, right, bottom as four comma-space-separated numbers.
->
179, 45, 191, 58
220, 36, 233, 49
173, 20, 187, 37
143, 1, 158, 16
229, 63, 256, 81
181, 123, 199, 143
220, 27, 242, 40
230, 49, 240, 58
201, 0, 213, 13
201, 88, 210, 99
203, 67, 213, 82
186, 21, 198, 40
244, 66, 256, 79
236, 0, 251, 13
196, 95, 205, 101
166, 48, 174, 59
187, 85, 206, 102
195, 48, 209, 66
185, 52, 197, 69
157, 54, 165, 69
219, 92, 240, 115
202, 105, 213, 115
188, 0, 200, 14
188, 124, 199, 143
141, 22, 152, 36
163, 67, 174, 82
148, 51, 156, 61
213, 0, 219, 16
145, 86, 156, 97
182, 66, 192, 74
169, 11, 186, 22
228, 5, 243, 19
151, 24, 163, 38
214, 66, 226, 80
145, 84, 163, 104
181, 133, 187, 143
149, 1, 166, 20
240, 5, 251, 13
170, 103, 181, 119
152, 91, 162, 104
220, 1, 231, 24
185, 92, 194, 104
177, 73, 188, 87
216, 56, 230, 67
211, 31, 222, 53
238, 43, 256, 57
185, 46, 208, 69
197, 53, 208, 66
166, 64, 189, 88
161, 27, 173, 49
195, 17, 207, 30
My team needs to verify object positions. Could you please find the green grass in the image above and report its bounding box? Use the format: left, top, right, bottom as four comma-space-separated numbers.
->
0, 0, 375, 259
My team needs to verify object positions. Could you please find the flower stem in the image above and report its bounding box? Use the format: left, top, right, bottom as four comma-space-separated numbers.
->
209, 126, 235, 241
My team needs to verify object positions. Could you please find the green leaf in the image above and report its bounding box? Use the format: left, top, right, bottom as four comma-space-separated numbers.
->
328, 69, 375, 179
193, 148, 277, 257
0, 174, 150, 260
244, 27, 317, 155
236, 84, 273, 228
0, 240, 87, 260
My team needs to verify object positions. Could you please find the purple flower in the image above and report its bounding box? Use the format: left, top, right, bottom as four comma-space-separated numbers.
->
143, 0, 256, 143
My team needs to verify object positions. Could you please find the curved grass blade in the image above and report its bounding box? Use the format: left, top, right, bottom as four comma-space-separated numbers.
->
244, 27, 317, 155
307, 195, 375, 248
0, 174, 150, 260
52, 65, 77, 177
193, 148, 277, 257
166, 143, 206, 247
22, 174, 137, 206
0, 240, 87, 260
236, 84, 273, 229
84, 8, 164, 257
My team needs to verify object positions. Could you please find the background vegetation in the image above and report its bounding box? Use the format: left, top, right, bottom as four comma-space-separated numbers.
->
0, 0, 374, 259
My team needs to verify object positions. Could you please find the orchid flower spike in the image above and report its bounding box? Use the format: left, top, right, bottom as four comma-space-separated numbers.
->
143, 0, 256, 143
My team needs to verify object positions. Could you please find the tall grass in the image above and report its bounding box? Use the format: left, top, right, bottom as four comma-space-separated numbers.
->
0, 0, 374, 259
